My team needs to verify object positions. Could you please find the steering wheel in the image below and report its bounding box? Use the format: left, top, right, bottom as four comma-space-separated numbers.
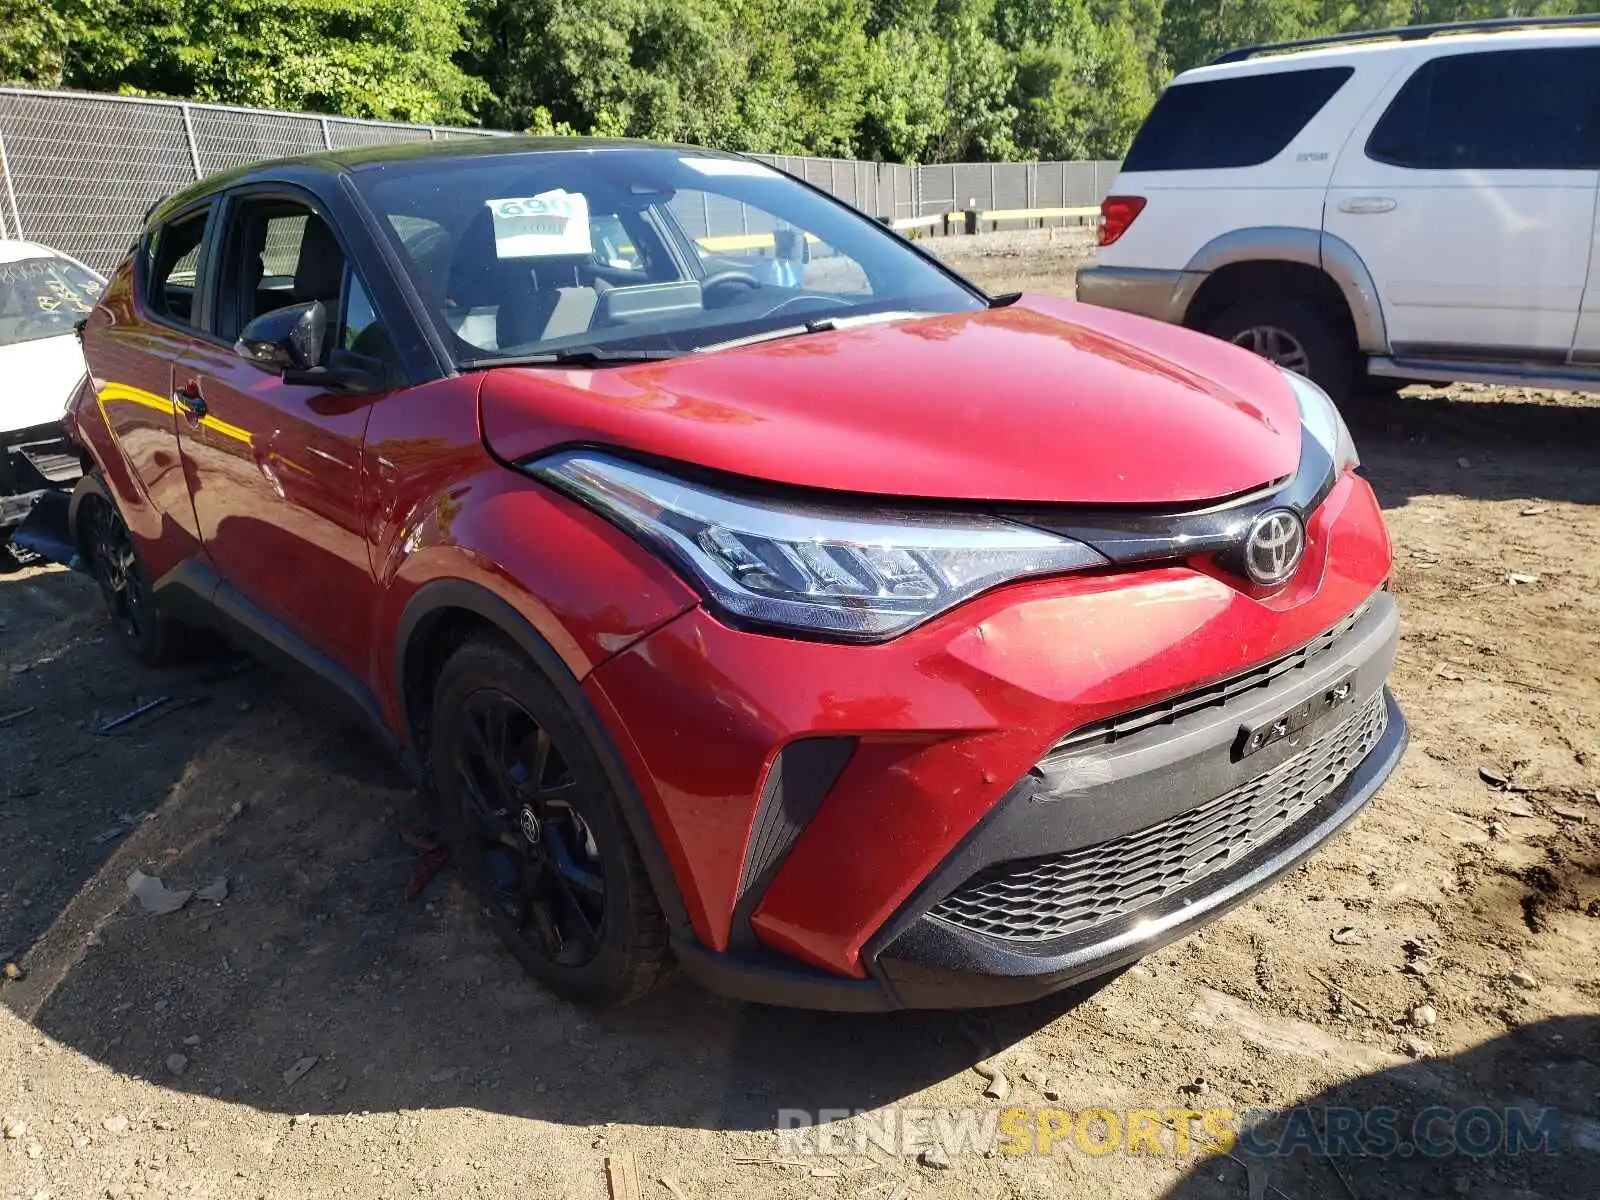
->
699, 268, 762, 308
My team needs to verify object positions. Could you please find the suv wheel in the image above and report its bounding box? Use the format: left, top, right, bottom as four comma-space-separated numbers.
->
81, 491, 185, 666
1201, 297, 1354, 405
431, 637, 671, 1006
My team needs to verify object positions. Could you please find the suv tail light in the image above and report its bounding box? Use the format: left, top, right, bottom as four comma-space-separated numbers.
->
1098, 195, 1147, 247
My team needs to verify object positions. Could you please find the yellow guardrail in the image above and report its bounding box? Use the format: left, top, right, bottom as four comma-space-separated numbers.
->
979, 206, 1101, 223
978, 206, 1100, 224
886, 215, 945, 232
696, 231, 823, 253
692, 205, 1098, 252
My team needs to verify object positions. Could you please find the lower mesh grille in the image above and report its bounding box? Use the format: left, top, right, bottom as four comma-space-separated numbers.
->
929, 693, 1388, 944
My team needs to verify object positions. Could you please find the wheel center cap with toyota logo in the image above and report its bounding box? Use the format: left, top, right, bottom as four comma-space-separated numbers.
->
1243, 509, 1305, 586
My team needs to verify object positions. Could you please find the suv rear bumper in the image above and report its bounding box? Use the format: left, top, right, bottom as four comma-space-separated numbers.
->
2, 421, 82, 533
1076, 265, 1195, 324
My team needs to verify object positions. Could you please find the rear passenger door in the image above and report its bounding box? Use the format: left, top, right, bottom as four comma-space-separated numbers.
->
1325, 46, 1600, 362
86, 202, 215, 580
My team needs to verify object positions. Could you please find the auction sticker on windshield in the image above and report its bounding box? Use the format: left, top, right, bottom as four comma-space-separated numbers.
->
486, 190, 592, 258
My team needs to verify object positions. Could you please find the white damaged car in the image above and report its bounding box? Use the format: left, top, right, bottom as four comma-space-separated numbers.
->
1, 240, 98, 565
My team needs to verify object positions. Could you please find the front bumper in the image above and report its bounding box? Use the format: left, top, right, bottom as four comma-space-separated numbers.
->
1076, 265, 1198, 325
676, 688, 1406, 1010
584, 471, 1401, 1007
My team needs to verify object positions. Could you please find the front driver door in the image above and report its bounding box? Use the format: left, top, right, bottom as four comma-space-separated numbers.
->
173, 190, 395, 681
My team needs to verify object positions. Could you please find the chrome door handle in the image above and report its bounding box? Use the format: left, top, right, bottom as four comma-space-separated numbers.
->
1338, 197, 1396, 215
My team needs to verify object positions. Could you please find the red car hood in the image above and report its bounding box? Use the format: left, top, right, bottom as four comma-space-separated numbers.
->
478, 295, 1301, 506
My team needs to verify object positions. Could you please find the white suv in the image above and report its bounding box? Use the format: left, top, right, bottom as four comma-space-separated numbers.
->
1077, 18, 1600, 403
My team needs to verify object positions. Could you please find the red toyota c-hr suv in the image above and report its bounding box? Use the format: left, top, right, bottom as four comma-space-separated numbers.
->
49, 138, 1405, 1009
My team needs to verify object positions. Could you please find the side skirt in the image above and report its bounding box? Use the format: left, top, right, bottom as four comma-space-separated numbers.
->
1368, 354, 1600, 393
152, 558, 405, 767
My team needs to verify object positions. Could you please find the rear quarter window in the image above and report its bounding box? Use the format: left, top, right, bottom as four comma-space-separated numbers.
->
1122, 66, 1355, 172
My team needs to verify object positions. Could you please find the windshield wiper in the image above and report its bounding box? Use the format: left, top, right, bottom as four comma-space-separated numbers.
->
461, 346, 684, 369
694, 310, 922, 355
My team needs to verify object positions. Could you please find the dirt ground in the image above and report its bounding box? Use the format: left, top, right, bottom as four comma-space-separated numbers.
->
3, 228, 1598, 1200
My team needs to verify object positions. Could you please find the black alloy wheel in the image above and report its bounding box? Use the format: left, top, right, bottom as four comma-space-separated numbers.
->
453, 686, 607, 967
431, 638, 670, 1004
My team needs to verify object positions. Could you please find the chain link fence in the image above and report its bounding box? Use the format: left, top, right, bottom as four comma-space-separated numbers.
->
0, 86, 1119, 275
0, 88, 502, 272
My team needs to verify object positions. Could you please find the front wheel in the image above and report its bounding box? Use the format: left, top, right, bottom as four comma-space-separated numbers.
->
431, 637, 671, 1006
1200, 297, 1354, 406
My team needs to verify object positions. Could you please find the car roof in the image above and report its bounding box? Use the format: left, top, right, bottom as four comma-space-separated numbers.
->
147, 136, 740, 227
1179, 25, 1600, 81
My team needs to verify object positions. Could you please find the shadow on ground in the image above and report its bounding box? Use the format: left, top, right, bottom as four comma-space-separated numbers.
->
1164, 1015, 1600, 1200
0, 565, 1099, 1132
1349, 388, 1600, 509
0, 389, 1594, 1143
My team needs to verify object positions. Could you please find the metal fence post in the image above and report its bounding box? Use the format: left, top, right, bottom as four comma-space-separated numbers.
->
0, 127, 21, 237
180, 103, 203, 180
320, 116, 333, 150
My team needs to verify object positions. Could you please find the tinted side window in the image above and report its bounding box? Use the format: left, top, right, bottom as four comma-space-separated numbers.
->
1367, 48, 1600, 171
1122, 67, 1354, 172
146, 208, 211, 328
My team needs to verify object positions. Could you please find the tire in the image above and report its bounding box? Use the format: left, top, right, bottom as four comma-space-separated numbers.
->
430, 636, 670, 1006
1200, 296, 1355, 406
78, 489, 185, 667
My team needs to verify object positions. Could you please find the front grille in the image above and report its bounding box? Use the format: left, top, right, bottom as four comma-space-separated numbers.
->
1048, 601, 1372, 757
930, 692, 1388, 944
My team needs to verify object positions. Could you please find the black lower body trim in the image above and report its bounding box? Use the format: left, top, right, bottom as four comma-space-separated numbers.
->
152, 558, 400, 756
728, 737, 855, 951
675, 691, 1407, 1011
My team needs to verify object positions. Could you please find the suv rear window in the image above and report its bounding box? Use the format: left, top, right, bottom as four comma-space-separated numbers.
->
1121, 67, 1354, 172
1366, 48, 1600, 171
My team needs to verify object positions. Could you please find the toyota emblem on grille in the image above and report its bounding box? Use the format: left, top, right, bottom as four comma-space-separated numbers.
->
1243, 509, 1305, 586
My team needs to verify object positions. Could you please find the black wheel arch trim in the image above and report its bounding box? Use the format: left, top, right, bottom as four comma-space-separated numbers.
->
393, 578, 693, 935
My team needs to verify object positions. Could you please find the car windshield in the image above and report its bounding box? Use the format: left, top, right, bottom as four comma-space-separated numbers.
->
0, 255, 102, 347
352, 147, 984, 365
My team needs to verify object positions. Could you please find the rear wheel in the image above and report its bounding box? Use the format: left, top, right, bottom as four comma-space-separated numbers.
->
431, 637, 670, 1006
1200, 296, 1354, 406
80, 492, 183, 666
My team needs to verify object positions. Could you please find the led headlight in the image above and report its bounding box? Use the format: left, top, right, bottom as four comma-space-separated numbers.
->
530, 451, 1106, 641
1282, 367, 1358, 474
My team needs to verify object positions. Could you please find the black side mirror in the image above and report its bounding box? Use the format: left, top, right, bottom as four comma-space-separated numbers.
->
235, 301, 327, 372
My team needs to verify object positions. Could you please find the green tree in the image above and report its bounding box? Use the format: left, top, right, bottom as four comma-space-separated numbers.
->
0, 0, 71, 87
45, 0, 486, 122
931, 0, 1019, 160
858, 23, 948, 159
